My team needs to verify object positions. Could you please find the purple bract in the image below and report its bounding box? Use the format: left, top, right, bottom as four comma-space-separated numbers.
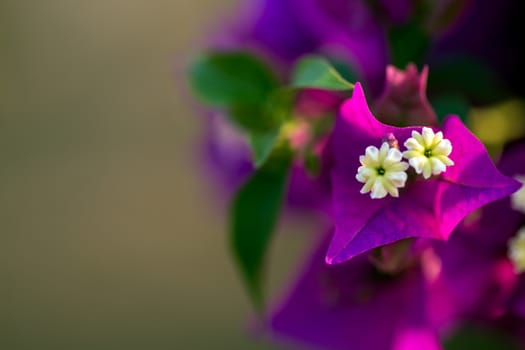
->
328, 83, 521, 264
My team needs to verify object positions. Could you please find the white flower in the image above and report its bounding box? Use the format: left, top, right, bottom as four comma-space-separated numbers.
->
508, 227, 525, 273
356, 142, 409, 199
511, 175, 525, 214
403, 127, 454, 179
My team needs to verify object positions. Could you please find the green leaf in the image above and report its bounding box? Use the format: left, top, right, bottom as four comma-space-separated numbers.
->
189, 50, 278, 109
247, 88, 296, 167
326, 56, 360, 83
228, 105, 276, 132
230, 148, 292, 311
388, 22, 429, 68
264, 88, 295, 125
291, 56, 354, 91
444, 326, 521, 350
249, 130, 280, 168
431, 94, 470, 125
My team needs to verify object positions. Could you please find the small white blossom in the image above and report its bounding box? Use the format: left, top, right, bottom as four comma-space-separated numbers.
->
356, 142, 409, 199
508, 227, 525, 273
511, 175, 525, 214
403, 127, 454, 179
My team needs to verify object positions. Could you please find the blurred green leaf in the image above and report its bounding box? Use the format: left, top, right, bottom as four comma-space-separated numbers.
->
326, 56, 360, 83
229, 105, 277, 132
230, 148, 292, 311
248, 88, 296, 167
189, 51, 277, 106
431, 94, 470, 125
444, 326, 521, 350
264, 88, 295, 125
249, 130, 280, 168
291, 56, 354, 91
189, 51, 279, 131
428, 55, 509, 104
388, 22, 428, 68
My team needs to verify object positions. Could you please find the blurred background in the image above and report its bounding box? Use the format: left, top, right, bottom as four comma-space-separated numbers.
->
5, 1, 525, 349
0, 1, 313, 349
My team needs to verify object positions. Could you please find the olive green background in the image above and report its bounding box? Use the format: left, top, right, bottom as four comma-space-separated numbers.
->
0, 1, 314, 349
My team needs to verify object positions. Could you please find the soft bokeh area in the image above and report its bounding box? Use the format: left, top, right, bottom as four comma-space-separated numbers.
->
1, 1, 311, 349
5, 1, 525, 349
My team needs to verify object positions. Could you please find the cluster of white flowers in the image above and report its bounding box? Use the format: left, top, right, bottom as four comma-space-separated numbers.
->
356, 127, 454, 199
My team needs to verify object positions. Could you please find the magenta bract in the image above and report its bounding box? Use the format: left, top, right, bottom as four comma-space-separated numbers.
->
271, 234, 442, 350
327, 83, 521, 264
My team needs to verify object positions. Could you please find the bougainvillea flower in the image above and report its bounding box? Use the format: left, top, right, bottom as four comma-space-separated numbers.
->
328, 83, 521, 264
374, 64, 438, 126
431, 232, 518, 323
464, 140, 525, 252
416, 142, 525, 350
496, 141, 525, 318
430, 141, 525, 324
270, 233, 443, 350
